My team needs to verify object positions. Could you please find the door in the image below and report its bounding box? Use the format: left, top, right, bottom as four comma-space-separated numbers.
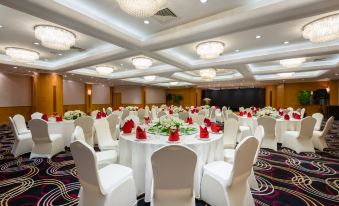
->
113, 93, 122, 109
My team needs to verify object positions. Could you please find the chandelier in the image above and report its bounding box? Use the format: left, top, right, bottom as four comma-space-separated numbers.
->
277, 72, 294, 78
116, 0, 166, 18
279, 58, 306, 68
132, 57, 153, 69
196, 41, 225, 59
303, 14, 339, 43
96, 66, 114, 75
200, 68, 216, 81
169, 82, 178, 86
143, 75, 156, 81
35, 25, 76, 50
5, 47, 39, 62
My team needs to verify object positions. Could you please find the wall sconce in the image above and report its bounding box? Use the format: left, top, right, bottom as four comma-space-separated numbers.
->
326, 87, 330, 93
87, 89, 92, 95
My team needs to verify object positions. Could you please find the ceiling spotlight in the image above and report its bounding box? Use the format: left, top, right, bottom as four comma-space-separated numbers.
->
120, 63, 124, 66
196, 41, 225, 59
143, 75, 156, 81
235, 49, 240, 52
131, 57, 153, 69
34, 25, 76, 50
34, 42, 40, 45
13, 66, 17, 69
0, 25, 3, 28
5, 47, 39, 62
200, 0, 208, 3
280, 58, 306, 68
277, 72, 295, 78
144, 20, 150, 24
170, 82, 178, 86
200, 68, 216, 81
256, 35, 261, 39
336, 73, 339, 76
284, 41, 289, 44
58, 53, 62, 56
303, 13, 339, 43
96, 66, 114, 75
116, 0, 167, 18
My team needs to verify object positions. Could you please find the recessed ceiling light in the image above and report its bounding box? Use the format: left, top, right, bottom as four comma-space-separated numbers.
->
200, 0, 208, 3
144, 20, 150, 24
13, 66, 17, 69
120, 63, 123, 66
34, 42, 40, 45
0, 25, 3, 28
71, 74, 74, 76
58, 53, 62, 56
335, 73, 339, 76
284, 41, 289, 44
256, 35, 261, 39
235, 49, 240, 52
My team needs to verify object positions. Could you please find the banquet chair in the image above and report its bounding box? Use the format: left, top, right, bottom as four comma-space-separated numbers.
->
12, 114, 31, 135
239, 107, 245, 112
31, 112, 43, 119
312, 116, 334, 151
106, 114, 120, 140
228, 113, 251, 142
300, 108, 306, 118
94, 119, 119, 151
72, 126, 117, 169
71, 141, 137, 206
209, 108, 216, 122
9, 117, 33, 157
201, 136, 259, 206
192, 113, 205, 126
198, 110, 206, 117
312, 113, 324, 131
151, 108, 158, 120
138, 109, 146, 124
282, 117, 316, 153
28, 119, 64, 159
179, 111, 189, 121
74, 116, 95, 147
157, 110, 166, 118
223, 118, 239, 149
287, 107, 293, 112
121, 108, 130, 122
91, 110, 100, 119
106, 107, 113, 115
124, 114, 139, 126
257, 117, 277, 151
151, 145, 197, 206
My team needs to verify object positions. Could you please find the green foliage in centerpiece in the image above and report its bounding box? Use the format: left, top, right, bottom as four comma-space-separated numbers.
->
64, 110, 86, 120
147, 115, 197, 135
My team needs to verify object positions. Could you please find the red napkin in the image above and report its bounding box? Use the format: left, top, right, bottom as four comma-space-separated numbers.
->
96, 112, 102, 119
169, 110, 173, 114
200, 126, 209, 138
284, 114, 290, 120
187, 117, 193, 125
247, 112, 252, 118
123, 120, 133, 133
41, 114, 48, 121
204, 118, 211, 127
279, 111, 284, 116
168, 128, 180, 142
239, 111, 244, 116
294, 113, 301, 119
136, 126, 146, 140
144, 116, 150, 124
211, 122, 221, 133
101, 112, 106, 118
56, 116, 62, 122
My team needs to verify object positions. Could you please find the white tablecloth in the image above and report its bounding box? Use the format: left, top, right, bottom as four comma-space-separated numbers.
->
119, 130, 223, 202
48, 120, 75, 147
239, 117, 301, 143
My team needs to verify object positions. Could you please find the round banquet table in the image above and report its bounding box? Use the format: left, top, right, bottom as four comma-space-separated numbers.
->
129, 111, 138, 117
119, 130, 223, 202
239, 116, 301, 143
48, 120, 75, 147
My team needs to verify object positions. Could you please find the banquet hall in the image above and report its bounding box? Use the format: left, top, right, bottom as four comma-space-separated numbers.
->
0, 0, 339, 206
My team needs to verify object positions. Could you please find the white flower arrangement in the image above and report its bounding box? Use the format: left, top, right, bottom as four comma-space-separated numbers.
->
256, 106, 278, 117
126, 106, 138, 111
64, 110, 86, 120
200, 105, 210, 110
173, 106, 185, 114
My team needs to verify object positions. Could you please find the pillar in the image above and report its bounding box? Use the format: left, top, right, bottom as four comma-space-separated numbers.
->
265, 85, 277, 107
329, 80, 339, 105
32, 73, 63, 115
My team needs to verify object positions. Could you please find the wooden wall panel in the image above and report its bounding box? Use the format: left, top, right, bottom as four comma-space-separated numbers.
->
265, 85, 277, 107
329, 80, 339, 105
0, 106, 32, 124
276, 84, 285, 108
166, 88, 198, 107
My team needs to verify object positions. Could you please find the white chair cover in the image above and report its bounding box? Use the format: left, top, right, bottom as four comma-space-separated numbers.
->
91, 110, 100, 119
9, 117, 33, 157
151, 145, 197, 206
121, 109, 130, 122
74, 116, 95, 147
138, 109, 146, 124
31, 112, 43, 119
223, 118, 239, 149
28, 119, 64, 159
12, 114, 30, 135
179, 111, 189, 121
106, 114, 120, 140
257, 117, 277, 151
312, 116, 334, 151
93, 119, 118, 151
312, 113, 324, 131
70, 141, 137, 206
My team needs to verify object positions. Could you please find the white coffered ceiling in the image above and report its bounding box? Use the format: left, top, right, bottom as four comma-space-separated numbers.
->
0, 0, 339, 88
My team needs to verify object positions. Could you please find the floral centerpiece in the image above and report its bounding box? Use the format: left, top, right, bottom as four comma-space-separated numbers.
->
173, 106, 185, 113
200, 105, 211, 110
255, 106, 280, 118
203, 97, 211, 105
64, 110, 86, 120
126, 106, 138, 111
147, 115, 196, 135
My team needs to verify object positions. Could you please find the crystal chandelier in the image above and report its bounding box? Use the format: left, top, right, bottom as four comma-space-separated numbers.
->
303, 14, 339, 43
279, 58, 306, 68
35, 25, 76, 50
96, 66, 114, 75
143, 75, 156, 81
200, 68, 216, 81
5, 47, 39, 62
196, 41, 225, 59
116, 0, 166, 18
132, 57, 153, 69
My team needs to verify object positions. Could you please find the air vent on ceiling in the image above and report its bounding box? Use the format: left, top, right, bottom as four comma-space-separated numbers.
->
70, 46, 85, 52
153, 8, 179, 24
313, 58, 328, 62
49, 46, 85, 55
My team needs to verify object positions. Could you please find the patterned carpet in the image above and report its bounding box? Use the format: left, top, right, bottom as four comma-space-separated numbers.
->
0, 120, 338, 206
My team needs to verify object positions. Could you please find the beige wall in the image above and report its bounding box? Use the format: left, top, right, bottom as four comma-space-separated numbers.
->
146, 87, 166, 104
92, 84, 110, 104
115, 86, 143, 104
63, 80, 85, 105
